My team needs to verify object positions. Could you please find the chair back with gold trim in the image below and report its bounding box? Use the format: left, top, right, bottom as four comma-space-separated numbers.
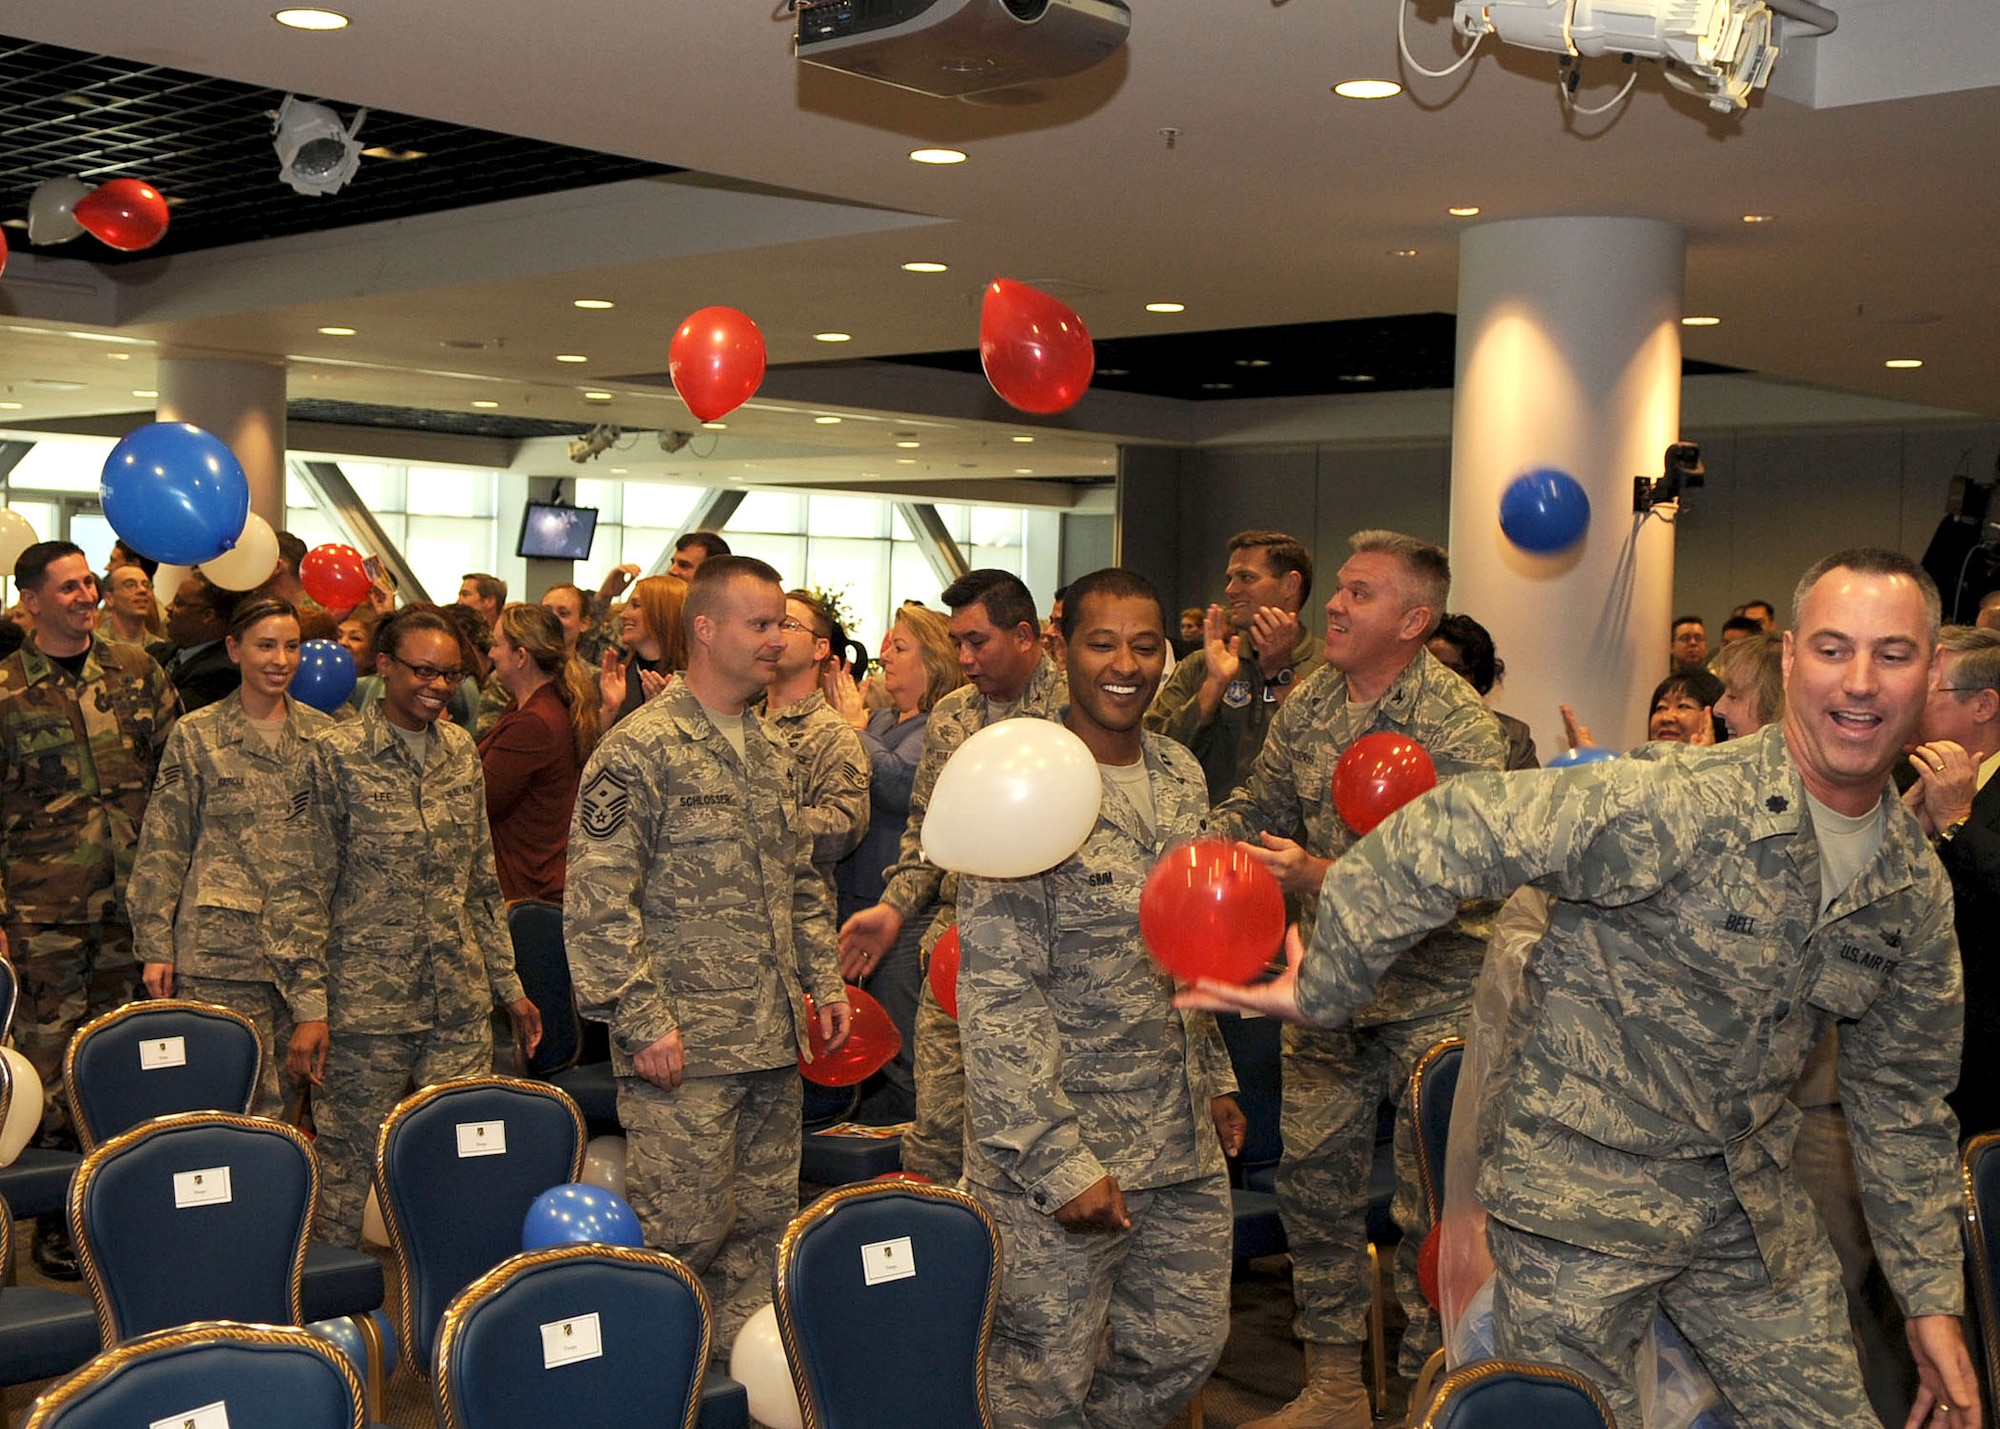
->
434, 1244, 708, 1429
1418, 1358, 1614, 1429
65, 1000, 262, 1152
69, 1112, 315, 1344
22, 1321, 364, 1429
1410, 1037, 1464, 1226
775, 1181, 999, 1429
374, 1076, 585, 1381
0, 955, 18, 1043
0, 1191, 103, 1388
1962, 1131, 2000, 1425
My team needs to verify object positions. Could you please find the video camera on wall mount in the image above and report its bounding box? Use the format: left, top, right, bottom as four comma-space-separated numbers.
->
1634, 442, 1706, 515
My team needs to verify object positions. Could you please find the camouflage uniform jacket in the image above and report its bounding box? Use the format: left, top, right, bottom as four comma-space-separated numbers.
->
764, 689, 871, 886
0, 634, 177, 924
1212, 645, 1507, 1025
1145, 624, 1325, 802
564, 675, 846, 1078
878, 653, 1069, 937
273, 699, 524, 1034
959, 731, 1238, 1212
128, 692, 337, 1017
1297, 724, 1964, 1316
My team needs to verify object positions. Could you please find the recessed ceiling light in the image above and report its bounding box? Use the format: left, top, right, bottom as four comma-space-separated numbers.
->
1448, 206, 1481, 217
1013, 468, 1034, 475
1681, 315, 1722, 327
1741, 213, 1774, 224
701, 421, 727, 430
573, 298, 614, 310
1885, 358, 1924, 369
1145, 302, 1185, 314
1, 220, 23, 230
471, 400, 499, 409
895, 457, 916, 465
1011, 435, 1035, 443
1096, 368, 1129, 377
895, 440, 921, 449
1333, 79, 1402, 99
106, 352, 131, 361
1339, 374, 1377, 383
814, 332, 853, 343
1201, 382, 1234, 391
555, 354, 588, 363
273, 7, 348, 29
909, 148, 967, 165
132, 389, 158, 398
0, 402, 20, 410
359, 146, 424, 161
902, 261, 948, 273
317, 325, 356, 336
1390, 248, 1420, 258
609, 467, 628, 474
814, 415, 843, 424
583, 391, 614, 400
1235, 358, 1272, 368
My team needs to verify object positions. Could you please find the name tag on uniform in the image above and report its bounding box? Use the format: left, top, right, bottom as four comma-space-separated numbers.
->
861, 1235, 917, 1286
141, 1037, 187, 1070
151, 1401, 229, 1429
540, 1311, 604, 1368
456, 1121, 507, 1158
173, 1167, 233, 1209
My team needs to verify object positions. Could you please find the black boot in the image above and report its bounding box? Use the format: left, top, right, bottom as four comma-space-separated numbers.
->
31, 1214, 79, 1282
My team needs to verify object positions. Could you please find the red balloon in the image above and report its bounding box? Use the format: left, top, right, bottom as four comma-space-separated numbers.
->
1418, 1225, 1442, 1310
73, 178, 170, 252
668, 306, 766, 423
1332, 732, 1437, 836
0, 225, 8, 279
1139, 839, 1286, 986
928, 927, 961, 1021
299, 543, 371, 610
979, 278, 1094, 415
801, 986, 902, 1087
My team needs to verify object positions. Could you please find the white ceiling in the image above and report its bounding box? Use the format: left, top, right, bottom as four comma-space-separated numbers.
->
0, 0, 1995, 492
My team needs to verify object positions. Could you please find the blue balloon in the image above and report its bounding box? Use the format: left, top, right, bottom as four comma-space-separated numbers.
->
305, 1308, 400, 1383
1499, 468, 1591, 554
100, 421, 250, 565
291, 640, 356, 713
523, 1182, 645, 1251
1547, 745, 1618, 768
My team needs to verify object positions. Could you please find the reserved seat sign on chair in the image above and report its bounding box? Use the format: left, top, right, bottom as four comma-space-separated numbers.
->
64, 1000, 261, 1152
21, 1320, 367, 1429
774, 1180, 1001, 1429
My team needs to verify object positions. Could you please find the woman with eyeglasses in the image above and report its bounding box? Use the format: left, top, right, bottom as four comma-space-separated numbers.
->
479, 604, 600, 902
266, 604, 542, 1246
127, 596, 337, 1119
600, 574, 689, 729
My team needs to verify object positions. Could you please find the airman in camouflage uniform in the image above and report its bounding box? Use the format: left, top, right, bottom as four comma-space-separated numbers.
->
1186, 550, 1982, 1428
0, 552, 177, 1144
1213, 532, 1504, 1423
876, 650, 1066, 1181
961, 727, 1239, 1429
566, 560, 848, 1355
128, 687, 336, 1117
765, 688, 871, 895
270, 610, 532, 1245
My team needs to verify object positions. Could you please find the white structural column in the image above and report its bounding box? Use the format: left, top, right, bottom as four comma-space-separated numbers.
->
1448, 217, 1685, 755
156, 353, 288, 527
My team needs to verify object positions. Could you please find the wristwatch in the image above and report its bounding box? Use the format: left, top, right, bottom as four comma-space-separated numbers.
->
1261, 666, 1294, 703
1935, 817, 1968, 851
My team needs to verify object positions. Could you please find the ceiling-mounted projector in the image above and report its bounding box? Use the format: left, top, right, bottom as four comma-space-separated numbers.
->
796, 0, 1130, 98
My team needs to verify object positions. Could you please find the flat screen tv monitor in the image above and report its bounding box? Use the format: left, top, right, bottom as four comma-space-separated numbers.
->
517, 501, 599, 561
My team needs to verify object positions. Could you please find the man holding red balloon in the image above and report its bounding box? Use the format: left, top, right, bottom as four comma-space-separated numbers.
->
1213, 530, 1506, 1428
957, 568, 1243, 1429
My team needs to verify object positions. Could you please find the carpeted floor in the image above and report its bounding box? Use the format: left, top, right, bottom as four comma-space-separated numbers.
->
3, 1223, 1413, 1428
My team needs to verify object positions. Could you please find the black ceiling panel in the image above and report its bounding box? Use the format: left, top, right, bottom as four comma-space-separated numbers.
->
878, 311, 1744, 401
0, 35, 678, 263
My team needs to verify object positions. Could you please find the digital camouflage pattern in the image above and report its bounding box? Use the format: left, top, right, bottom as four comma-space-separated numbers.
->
876, 652, 1066, 1183
563, 675, 845, 1077
764, 688, 870, 893
1145, 623, 1324, 802
1298, 724, 1965, 1326
958, 732, 1235, 1429
128, 691, 336, 1015
473, 671, 509, 740
0, 634, 177, 1139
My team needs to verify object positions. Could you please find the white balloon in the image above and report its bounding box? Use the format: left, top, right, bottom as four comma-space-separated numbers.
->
361, 1186, 389, 1248
200, 511, 279, 591
0, 1047, 45, 1167
152, 565, 194, 607
0, 509, 40, 577
27, 177, 93, 247
728, 1303, 803, 1429
921, 717, 1102, 878
579, 1134, 628, 1198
